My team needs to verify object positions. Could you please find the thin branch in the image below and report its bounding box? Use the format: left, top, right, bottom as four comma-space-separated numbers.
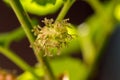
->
0, 46, 39, 79
56, 0, 75, 21
0, 27, 25, 48
86, 0, 104, 15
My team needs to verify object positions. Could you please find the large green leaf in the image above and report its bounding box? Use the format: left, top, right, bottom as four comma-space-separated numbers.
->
32, 0, 56, 6
4, 0, 63, 15
50, 57, 88, 80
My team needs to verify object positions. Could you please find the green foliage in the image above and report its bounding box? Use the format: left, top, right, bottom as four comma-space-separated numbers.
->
1, 0, 120, 80
0, 27, 25, 47
17, 57, 88, 80
32, 0, 56, 5
50, 57, 88, 80
17, 66, 44, 80
4, 0, 63, 15
114, 4, 120, 21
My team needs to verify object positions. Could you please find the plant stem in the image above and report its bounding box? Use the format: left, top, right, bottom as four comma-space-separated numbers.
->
86, 0, 104, 15
78, 24, 96, 66
56, 0, 75, 21
8, 0, 34, 44
8, 0, 55, 80
0, 46, 39, 79
0, 27, 25, 48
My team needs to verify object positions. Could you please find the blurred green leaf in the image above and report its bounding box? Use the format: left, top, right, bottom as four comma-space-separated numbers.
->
17, 66, 44, 80
114, 4, 120, 21
32, 0, 56, 6
67, 24, 78, 38
60, 38, 80, 56
3, 0, 63, 15
50, 57, 88, 80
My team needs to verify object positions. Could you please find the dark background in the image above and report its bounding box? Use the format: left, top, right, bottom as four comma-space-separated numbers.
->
0, 0, 120, 80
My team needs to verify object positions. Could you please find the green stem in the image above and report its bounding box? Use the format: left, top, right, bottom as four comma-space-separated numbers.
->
78, 24, 96, 66
8, 0, 34, 44
0, 27, 25, 48
8, 0, 55, 80
56, 0, 75, 21
86, 0, 104, 15
0, 46, 39, 79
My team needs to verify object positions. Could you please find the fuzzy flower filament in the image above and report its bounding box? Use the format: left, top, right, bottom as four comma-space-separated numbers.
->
32, 18, 73, 56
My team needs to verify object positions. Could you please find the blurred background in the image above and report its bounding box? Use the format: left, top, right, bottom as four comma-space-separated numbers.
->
0, 0, 120, 80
